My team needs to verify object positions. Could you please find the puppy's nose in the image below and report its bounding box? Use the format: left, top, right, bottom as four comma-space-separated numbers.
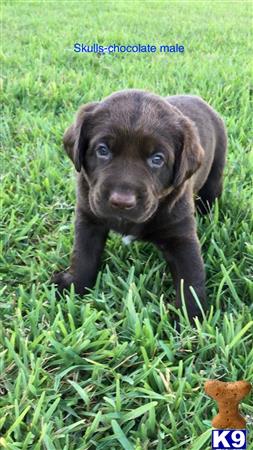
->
109, 191, 136, 210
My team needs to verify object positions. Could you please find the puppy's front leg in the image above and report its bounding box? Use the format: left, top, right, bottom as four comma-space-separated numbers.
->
162, 232, 206, 321
52, 209, 108, 295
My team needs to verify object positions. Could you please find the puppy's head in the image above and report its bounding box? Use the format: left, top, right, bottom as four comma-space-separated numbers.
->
64, 90, 204, 223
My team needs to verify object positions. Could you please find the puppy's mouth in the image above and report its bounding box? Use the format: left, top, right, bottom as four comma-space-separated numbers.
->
88, 190, 158, 224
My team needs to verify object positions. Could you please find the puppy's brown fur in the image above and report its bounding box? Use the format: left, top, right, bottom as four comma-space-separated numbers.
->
52, 89, 227, 320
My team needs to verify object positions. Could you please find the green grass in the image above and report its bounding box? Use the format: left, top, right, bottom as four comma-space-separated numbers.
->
1, 1, 253, 449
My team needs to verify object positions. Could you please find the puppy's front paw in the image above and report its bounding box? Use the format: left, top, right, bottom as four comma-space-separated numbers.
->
51, 271, 74, 294
51, 271, 85, 295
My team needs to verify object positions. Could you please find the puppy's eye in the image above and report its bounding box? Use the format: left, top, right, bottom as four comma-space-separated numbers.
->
148, 153, 165, 168
96, 144, 111, 159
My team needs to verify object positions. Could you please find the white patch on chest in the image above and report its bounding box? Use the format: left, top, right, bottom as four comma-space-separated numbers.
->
122, 235, 137, 245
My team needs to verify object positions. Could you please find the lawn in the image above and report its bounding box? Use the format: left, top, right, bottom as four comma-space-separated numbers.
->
1, 1, 253, 449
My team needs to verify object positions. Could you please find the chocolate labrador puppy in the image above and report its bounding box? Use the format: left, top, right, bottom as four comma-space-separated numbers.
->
52, 89, 227, 320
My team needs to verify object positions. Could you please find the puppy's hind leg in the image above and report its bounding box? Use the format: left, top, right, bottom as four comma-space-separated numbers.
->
196, 131, 227, 215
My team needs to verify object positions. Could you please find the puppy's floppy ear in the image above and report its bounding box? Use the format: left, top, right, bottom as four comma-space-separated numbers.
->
63, 102, 99, 172
173, 117, 204, 188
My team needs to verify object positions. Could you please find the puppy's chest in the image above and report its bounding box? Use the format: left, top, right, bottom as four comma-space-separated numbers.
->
107, 216, 164, 245
105, 205, 176, 244
121, 234, 137, 245
107, 218, 143, 238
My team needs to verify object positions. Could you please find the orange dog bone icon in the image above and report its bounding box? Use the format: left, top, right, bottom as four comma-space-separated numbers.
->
204, 380, 251, 429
